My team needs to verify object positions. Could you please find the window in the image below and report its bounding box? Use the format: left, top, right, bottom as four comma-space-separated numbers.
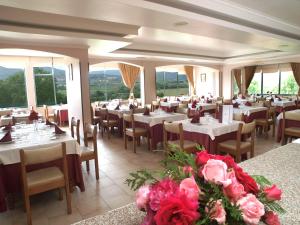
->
233, 78, 239, 95
34, 66, 67, 106
248, 69, 298, 95
89, 67, 140, 101
0, 65, 27, 107
156, 71, 189, 97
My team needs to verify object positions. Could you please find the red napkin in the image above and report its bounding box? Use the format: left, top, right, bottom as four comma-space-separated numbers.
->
245, 101, 252, 106
3, 123, 12, 131
129, 104, 135, 110
232, 96, 237, 100
242, 96, 246, 99
143, 107, 150, 116
55, 125, 66, 135
28, 110, 39, 121
177, 98, 180, 102
275, 95, 282, 101
115, 105, 120, 110
233, 102, 239, 108
191, 100, 197, 108
191, 114, 200, 123
163, 98, 168, 102
0, 131, 12, 143
206, 98, 212, 103
102, 104, 107, 108
201, 96, 205, 99
46, 119, 54, 126
270, 98, 274, 102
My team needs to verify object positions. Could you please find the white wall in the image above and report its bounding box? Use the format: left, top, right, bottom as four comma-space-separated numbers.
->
194, 67, 220, 97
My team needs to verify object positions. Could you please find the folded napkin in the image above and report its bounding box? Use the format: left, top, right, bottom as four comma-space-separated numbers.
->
55, 125, 66, 135
191, 100, 197, 108
115, 105, 120, 110
201, 96, 205, 99
129, 104, 135, 110
232, 96, 237, 100
233, 102, 239, 108
28, 110, 39, 121
206, 98, 212, 103
270, 98, 274, 102
177, 98, 181, 102
143, 107, 150, 116
46, 119, 55, 126
191, 114, 200, 123
275, 95, 282, 101
242, 96, 246, 99
163, 98, 168, 102
3, 123, 12, 131
0, 131, 12, 143
102, 104, 107, 108
245, 101, 252, 106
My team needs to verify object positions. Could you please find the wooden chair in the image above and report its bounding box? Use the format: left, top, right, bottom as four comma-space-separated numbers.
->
43, 105, 55, 122
217, 121, 256, 162
98, 108, 118, 139
233, 113, 245, 121
163, 121, 197, 154
151, 100, 160, 112
123, 113, 150, 153
255, 107, 275, 137
70, 117, 80, 144
81, 123, 99, 180
281, 111, 300, 145
20, 143, 71, 225
132, 107, 146, 114
90, 105, 101, 126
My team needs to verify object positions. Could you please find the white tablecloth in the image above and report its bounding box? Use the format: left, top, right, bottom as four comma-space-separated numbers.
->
271, 100, 295, 108
107, 108, 131, 118
160, 101, 179, 108
0, 124, 80, 165
277, 109, 300, 120
134, 112, 186, 127
188, 103, 216, 111
233, 106, 267, 116
0, 109, 12, 117
176, 118, 240, 140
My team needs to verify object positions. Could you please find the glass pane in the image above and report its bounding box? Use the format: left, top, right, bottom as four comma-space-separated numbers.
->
53, 66, 67, 104
0, 66, 27, 107
233, 78, 239, 95
280, 71, 298, 95
156, 71, 189, 97
248, 72, 261, 95
262, 72, 279, 94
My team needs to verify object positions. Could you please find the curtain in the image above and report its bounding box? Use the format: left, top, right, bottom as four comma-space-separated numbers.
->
244, 66, 256, 95
184, 66, 195, 95
291, 63, 300, 95
118, 63, 140, 94
233, 69, 242, 93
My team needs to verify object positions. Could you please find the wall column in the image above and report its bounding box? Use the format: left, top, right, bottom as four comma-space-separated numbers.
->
25, 57, 37, 108
142, 62, 157, 104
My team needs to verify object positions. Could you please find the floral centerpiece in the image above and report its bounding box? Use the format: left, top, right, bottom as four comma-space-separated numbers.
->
126, 147, 285, 225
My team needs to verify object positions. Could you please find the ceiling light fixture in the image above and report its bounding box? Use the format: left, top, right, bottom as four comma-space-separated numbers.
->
174, 21, 188, 27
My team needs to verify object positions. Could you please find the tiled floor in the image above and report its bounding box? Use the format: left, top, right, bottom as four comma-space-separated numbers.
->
0, 130, 280, 225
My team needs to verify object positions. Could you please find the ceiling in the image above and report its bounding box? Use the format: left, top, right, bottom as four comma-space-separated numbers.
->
0, 0, 299, 64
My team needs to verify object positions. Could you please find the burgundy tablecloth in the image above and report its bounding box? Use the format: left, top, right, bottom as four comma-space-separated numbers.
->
276, 119, 300, 142
0, 154, 84, 213
275, 105, 297, 114
56, 109, 69, 125
160, 106, 177, 113
135, 122, 162, 150
188, 108, 216, 118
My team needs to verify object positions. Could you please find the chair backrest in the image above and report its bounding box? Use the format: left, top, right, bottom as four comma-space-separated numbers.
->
70, 117, 80, 144
43, 105, 49, 119
223, 99, 232, 105
133, 107, 146, 114
20, 143, 66, 166
233, 113, 244, 121
284, 111, 300, 121
163, 121, 184, 150
179, 103, 188, 109
83, 123, 97, 152
177, 107, 188, 115
241, 121, 256, 135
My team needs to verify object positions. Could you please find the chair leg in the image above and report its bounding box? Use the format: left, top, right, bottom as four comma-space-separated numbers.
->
65, 186, 72, 214
58, 188, 63, 201
24, 195, 32, 225
94, 157, 99, 180
236, 154, 241, 163
86, 161, 90, 172
108, 127, 111, 139
137, 137, 141, 146
133, 136, 136, 153
124, 135, 128, 149
281, 135, 286, 145
272, 124, 275, 137
147, 135, 150, 151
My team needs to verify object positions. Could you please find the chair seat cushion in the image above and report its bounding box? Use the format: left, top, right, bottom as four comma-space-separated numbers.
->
218, 140, 251, 150
168, 140, 197, 149
256, 118, 273, 124
285, 127, 300, 135
126, 128, 147, 136
80, 146, 94, 157
27, 167, 64, 190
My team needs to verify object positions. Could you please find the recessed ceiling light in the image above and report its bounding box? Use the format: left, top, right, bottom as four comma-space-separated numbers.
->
174, 21, 188, 27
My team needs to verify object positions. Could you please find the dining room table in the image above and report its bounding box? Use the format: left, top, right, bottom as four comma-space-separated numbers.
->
72, 142, 300, 225
272, 100, 297, 113
188, 103, 217, 117
159, 101, 179, 112
233, 105, 268, 123
53, 105, 69, 125
176, 117, 241, 154
276, 109, 300, 142
0, 123, 85, 212
133, 110, 187, 150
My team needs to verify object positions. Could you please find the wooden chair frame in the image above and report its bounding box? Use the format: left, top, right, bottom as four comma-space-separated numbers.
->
281, 111, 300, 145
70, 117, 80, 144
98, 108, 118, 139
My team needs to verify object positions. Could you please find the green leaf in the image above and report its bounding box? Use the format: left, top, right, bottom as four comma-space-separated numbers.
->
125, 169, 157, 191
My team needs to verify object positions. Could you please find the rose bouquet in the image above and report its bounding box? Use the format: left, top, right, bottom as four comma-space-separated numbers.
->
126, 148, 285, 225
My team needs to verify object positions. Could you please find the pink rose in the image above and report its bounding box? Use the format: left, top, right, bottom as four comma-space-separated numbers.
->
179, 176, 200, 201
206, 200, 226, 224
264, 185, 282, 201
136, 185, 151, 210
237, 194, 265, 225
182, 166, 194, 176
202, 159, 232, 187
264, 211, 281, 225
223, 170, 245, 202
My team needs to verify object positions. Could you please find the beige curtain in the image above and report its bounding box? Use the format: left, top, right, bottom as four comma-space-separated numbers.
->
233, 69, 242, 93
118, 63, 140, 93
291, 63, 300, 95
244, 66, 256, 95
184, 65, 195, 95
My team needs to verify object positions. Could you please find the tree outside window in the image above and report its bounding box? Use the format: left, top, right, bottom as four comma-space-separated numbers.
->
0, 66, 27, 108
